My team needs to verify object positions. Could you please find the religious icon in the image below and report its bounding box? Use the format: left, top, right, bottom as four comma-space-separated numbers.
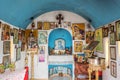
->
0, 21, 1, 28
43, 22, 50, 30
3, 41, 10, 54
13, 28, 19, 44
38, 46, 45, 62
72, 23, 85, 40
73, 53, 85, 62
110, 47, 116, 60
38, 31, 47, 45
109, 24, 114, 33
28, 31, 37, 49
86, 31, 94, 44
3, 55, 10, 69
84, 41, 99, 52
37, 21, 43, 30
74, 41, 83, 52
115, 20, 120, 41
21, 30, 25, 42
63, 21, 71, 29
110, 32, 116, 45
21, 30, 26, 51
103, 27, 109, 37
55, 39, 65, 50
94, 28, 103, 53
99, 58, 105, 70
10, 28, 14, 36
25, 29, 38, 49
18, 28, 22, 41
110, 61, 117, 78
2, 24, 10, 40
50, 22, 56, 29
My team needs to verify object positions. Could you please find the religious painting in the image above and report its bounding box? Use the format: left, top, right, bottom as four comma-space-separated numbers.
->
84, 41, 99, 52
18, 29, 22, 48
110, 47, 116, 60
84, 41, 99, 57
50, 22, 56, 29
109, 24, 114, 33
63, 21, 71, 29
99, 58, 105, 70
3, 55, 10, 69
3, 41, 10, 54
21, 30, 26, 43
74, 61, 89, 79
38, 31, 47, 45
21, 30, 25, 51
110, 32, 116, 45
110, 61, 117, 78
94, 28, 103, 53
0, 22, 2, 41
72, 23, 85, 40
73, 53, 85, 62
1, 27, 4, 40
86, 31, 94, 44
103, 27, 109, 37
18, 29, 22, 41
21, 30, 26, 51
21, 42, 25, 51
2, 24, 10, 40
115, 20, 120, 41
25, 29, 38, 50
43, 22, 50, 30
0, 21, 1, 28
10, 28, 14, 36
37, 21, 43, 30
48, 64, 72, 80
13, 28, 18, 44
38, 46, 45, 62
52, 39, 66, 55
55, 39, 65, 50
16, 47, 21, 61
74, 41, 83, 52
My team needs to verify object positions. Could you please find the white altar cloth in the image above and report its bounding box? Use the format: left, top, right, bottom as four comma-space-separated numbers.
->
0, 69, 26, 80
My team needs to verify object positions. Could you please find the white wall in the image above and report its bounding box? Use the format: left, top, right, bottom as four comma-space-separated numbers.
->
27, 11, 93, 79
0, 20, 26, 71
96, 21, 120, 80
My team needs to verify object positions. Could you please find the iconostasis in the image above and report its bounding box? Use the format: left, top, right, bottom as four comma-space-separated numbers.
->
25, 11, 95, 79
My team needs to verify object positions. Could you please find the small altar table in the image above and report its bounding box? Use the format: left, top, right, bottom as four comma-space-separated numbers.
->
0, 69, 26, 80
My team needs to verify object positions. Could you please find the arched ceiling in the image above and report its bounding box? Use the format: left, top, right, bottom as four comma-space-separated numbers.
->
0, 0, 120, 29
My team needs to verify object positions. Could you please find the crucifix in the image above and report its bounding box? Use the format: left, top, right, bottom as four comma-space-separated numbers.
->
56, 14, 64, 27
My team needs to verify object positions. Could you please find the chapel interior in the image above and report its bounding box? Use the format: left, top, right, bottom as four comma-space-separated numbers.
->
0, 0, 120, 80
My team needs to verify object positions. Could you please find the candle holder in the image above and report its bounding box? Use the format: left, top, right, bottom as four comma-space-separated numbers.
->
88, 57, 106, 80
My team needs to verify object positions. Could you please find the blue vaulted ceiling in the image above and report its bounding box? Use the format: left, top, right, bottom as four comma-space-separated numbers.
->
0, 0, 120, 29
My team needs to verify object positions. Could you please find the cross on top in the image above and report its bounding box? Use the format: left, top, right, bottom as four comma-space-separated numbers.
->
56, 14, 64, 25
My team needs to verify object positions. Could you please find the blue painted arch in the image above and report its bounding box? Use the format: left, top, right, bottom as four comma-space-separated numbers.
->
48, 28, 72, 50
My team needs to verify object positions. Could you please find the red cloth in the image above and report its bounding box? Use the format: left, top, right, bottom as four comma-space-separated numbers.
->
98, 71, 102, 76
24, 66, 29, 80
